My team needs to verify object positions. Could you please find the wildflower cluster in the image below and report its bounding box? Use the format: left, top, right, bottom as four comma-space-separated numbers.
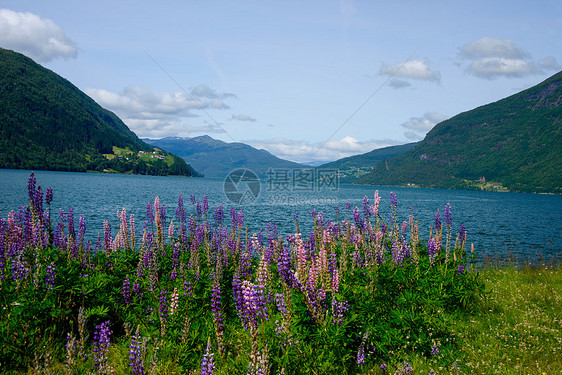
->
0, 173, 484, 374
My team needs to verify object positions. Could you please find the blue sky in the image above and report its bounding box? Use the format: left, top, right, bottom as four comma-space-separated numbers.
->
1, 1, 561, 164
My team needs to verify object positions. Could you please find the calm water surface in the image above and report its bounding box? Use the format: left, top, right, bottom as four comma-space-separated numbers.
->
1, 169, 560, 262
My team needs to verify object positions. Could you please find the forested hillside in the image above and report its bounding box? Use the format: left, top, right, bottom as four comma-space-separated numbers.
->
0, 48, 197, 176
355, 71, 562, 193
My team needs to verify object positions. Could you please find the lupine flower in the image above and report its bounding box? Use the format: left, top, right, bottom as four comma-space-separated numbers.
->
390, 191, 398, 211
65, 333, 78, 371
103, 220, 111, 254
459, 224, 467, 242
44, 262, 56, 290
457, 264, 465, 275
92, 320, 112, 374
203, 195, 209, 215
380, 363, 387, 372
444, 203, 452, 227
434, 209, 442, 231
353, 207, 364, 230
428, 237, 438, 265
362, 195, 370, 219
431, 343, 439, 356
169, 287, 179, 315
331, 297, 349, 326
45, 187, 53, 205
356, 331, 369, 366
159, 290, 168, 323
200, 339, 215, 375
403, 361, 414, 374
214, 205, 224, 226
128, 328, 146, 375
123, 275, 131, 305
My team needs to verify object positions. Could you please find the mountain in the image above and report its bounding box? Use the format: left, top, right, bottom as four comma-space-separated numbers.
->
145, 136, 310, 178
319, 142, 418, 183
355, 71, 562, 193
0, 48, 198, 177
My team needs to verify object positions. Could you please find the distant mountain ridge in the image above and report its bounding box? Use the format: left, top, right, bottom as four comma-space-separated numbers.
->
355, 71, 562, 193
145, 136, 310, 178
0, 48, 197, 176
319, 142, 418, 183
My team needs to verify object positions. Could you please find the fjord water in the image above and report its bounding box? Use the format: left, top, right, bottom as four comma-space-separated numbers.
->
1, 169, 560, 262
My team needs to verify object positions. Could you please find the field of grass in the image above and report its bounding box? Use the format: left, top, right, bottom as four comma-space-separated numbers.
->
374, 264, 562, 374
0, 173, 559, 374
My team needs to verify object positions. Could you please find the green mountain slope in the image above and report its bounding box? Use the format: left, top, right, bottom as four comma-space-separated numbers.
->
0, 48, 197, 176
319, 142, 418, 183
355, 71, 562, 193
145, 136, 310, 178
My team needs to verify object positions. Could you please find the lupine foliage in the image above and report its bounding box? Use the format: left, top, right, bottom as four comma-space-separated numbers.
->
0, 173, 484, 374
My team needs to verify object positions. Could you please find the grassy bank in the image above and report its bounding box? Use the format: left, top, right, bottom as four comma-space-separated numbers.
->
374, 264, 562, 374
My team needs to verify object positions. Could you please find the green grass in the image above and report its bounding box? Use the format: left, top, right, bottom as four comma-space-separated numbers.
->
371, 263, 562, 375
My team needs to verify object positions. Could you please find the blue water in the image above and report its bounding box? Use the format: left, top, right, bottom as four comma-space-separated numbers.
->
1, 169, 560, 262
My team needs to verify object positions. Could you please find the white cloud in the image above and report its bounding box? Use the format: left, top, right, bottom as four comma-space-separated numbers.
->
460, 36, 529, 60
459, 37, 559, 79
245, 136, 401, 164
400, 112, 448, 140
230, 114, 257, 122
380, 59, 441, 83
86, 85, 234, 138
0, 9, 77, 62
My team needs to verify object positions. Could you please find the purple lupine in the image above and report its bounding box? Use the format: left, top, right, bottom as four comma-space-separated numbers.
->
391, 240, 404, 266
78, 215, 86, 248
123, 275, 131, 305
146, 202, 154, 224
275, 293, 288, 317
434, 209, 442, 231
345, 202, 351, 211
103, 220, 111, 254
444, 203, 452, 228
428, 237, 438, 265
133, 279, 142, 298
237, 210, 244, 228
67, 207, 75, 239
380, 363, 388, 372
188, 215, 196, 235
431, 343, 439, 356
92, 320, 112, 373
202, 195, 209, 215
128, 328, 146, 374
390, 191, 398, 211
44, 262, 56, 290
200, 339, 215, 375
331, 298, 349, 326
403, 361, 414, 374
362, 195, 370, 219
353, 207, 364, 230
196, 200, 202, 219
214, 205, 224, 227
12, 258, 29, 281
459, 224, 467, 242
159, 290, 168, 323
27, 172, 36, 203
357, 333, 367, 366
457, 264, 465, 275
45, 187, 53, 206
211, 280, 224, 330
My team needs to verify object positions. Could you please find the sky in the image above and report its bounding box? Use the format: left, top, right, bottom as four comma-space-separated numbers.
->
1, 0, 561, 164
